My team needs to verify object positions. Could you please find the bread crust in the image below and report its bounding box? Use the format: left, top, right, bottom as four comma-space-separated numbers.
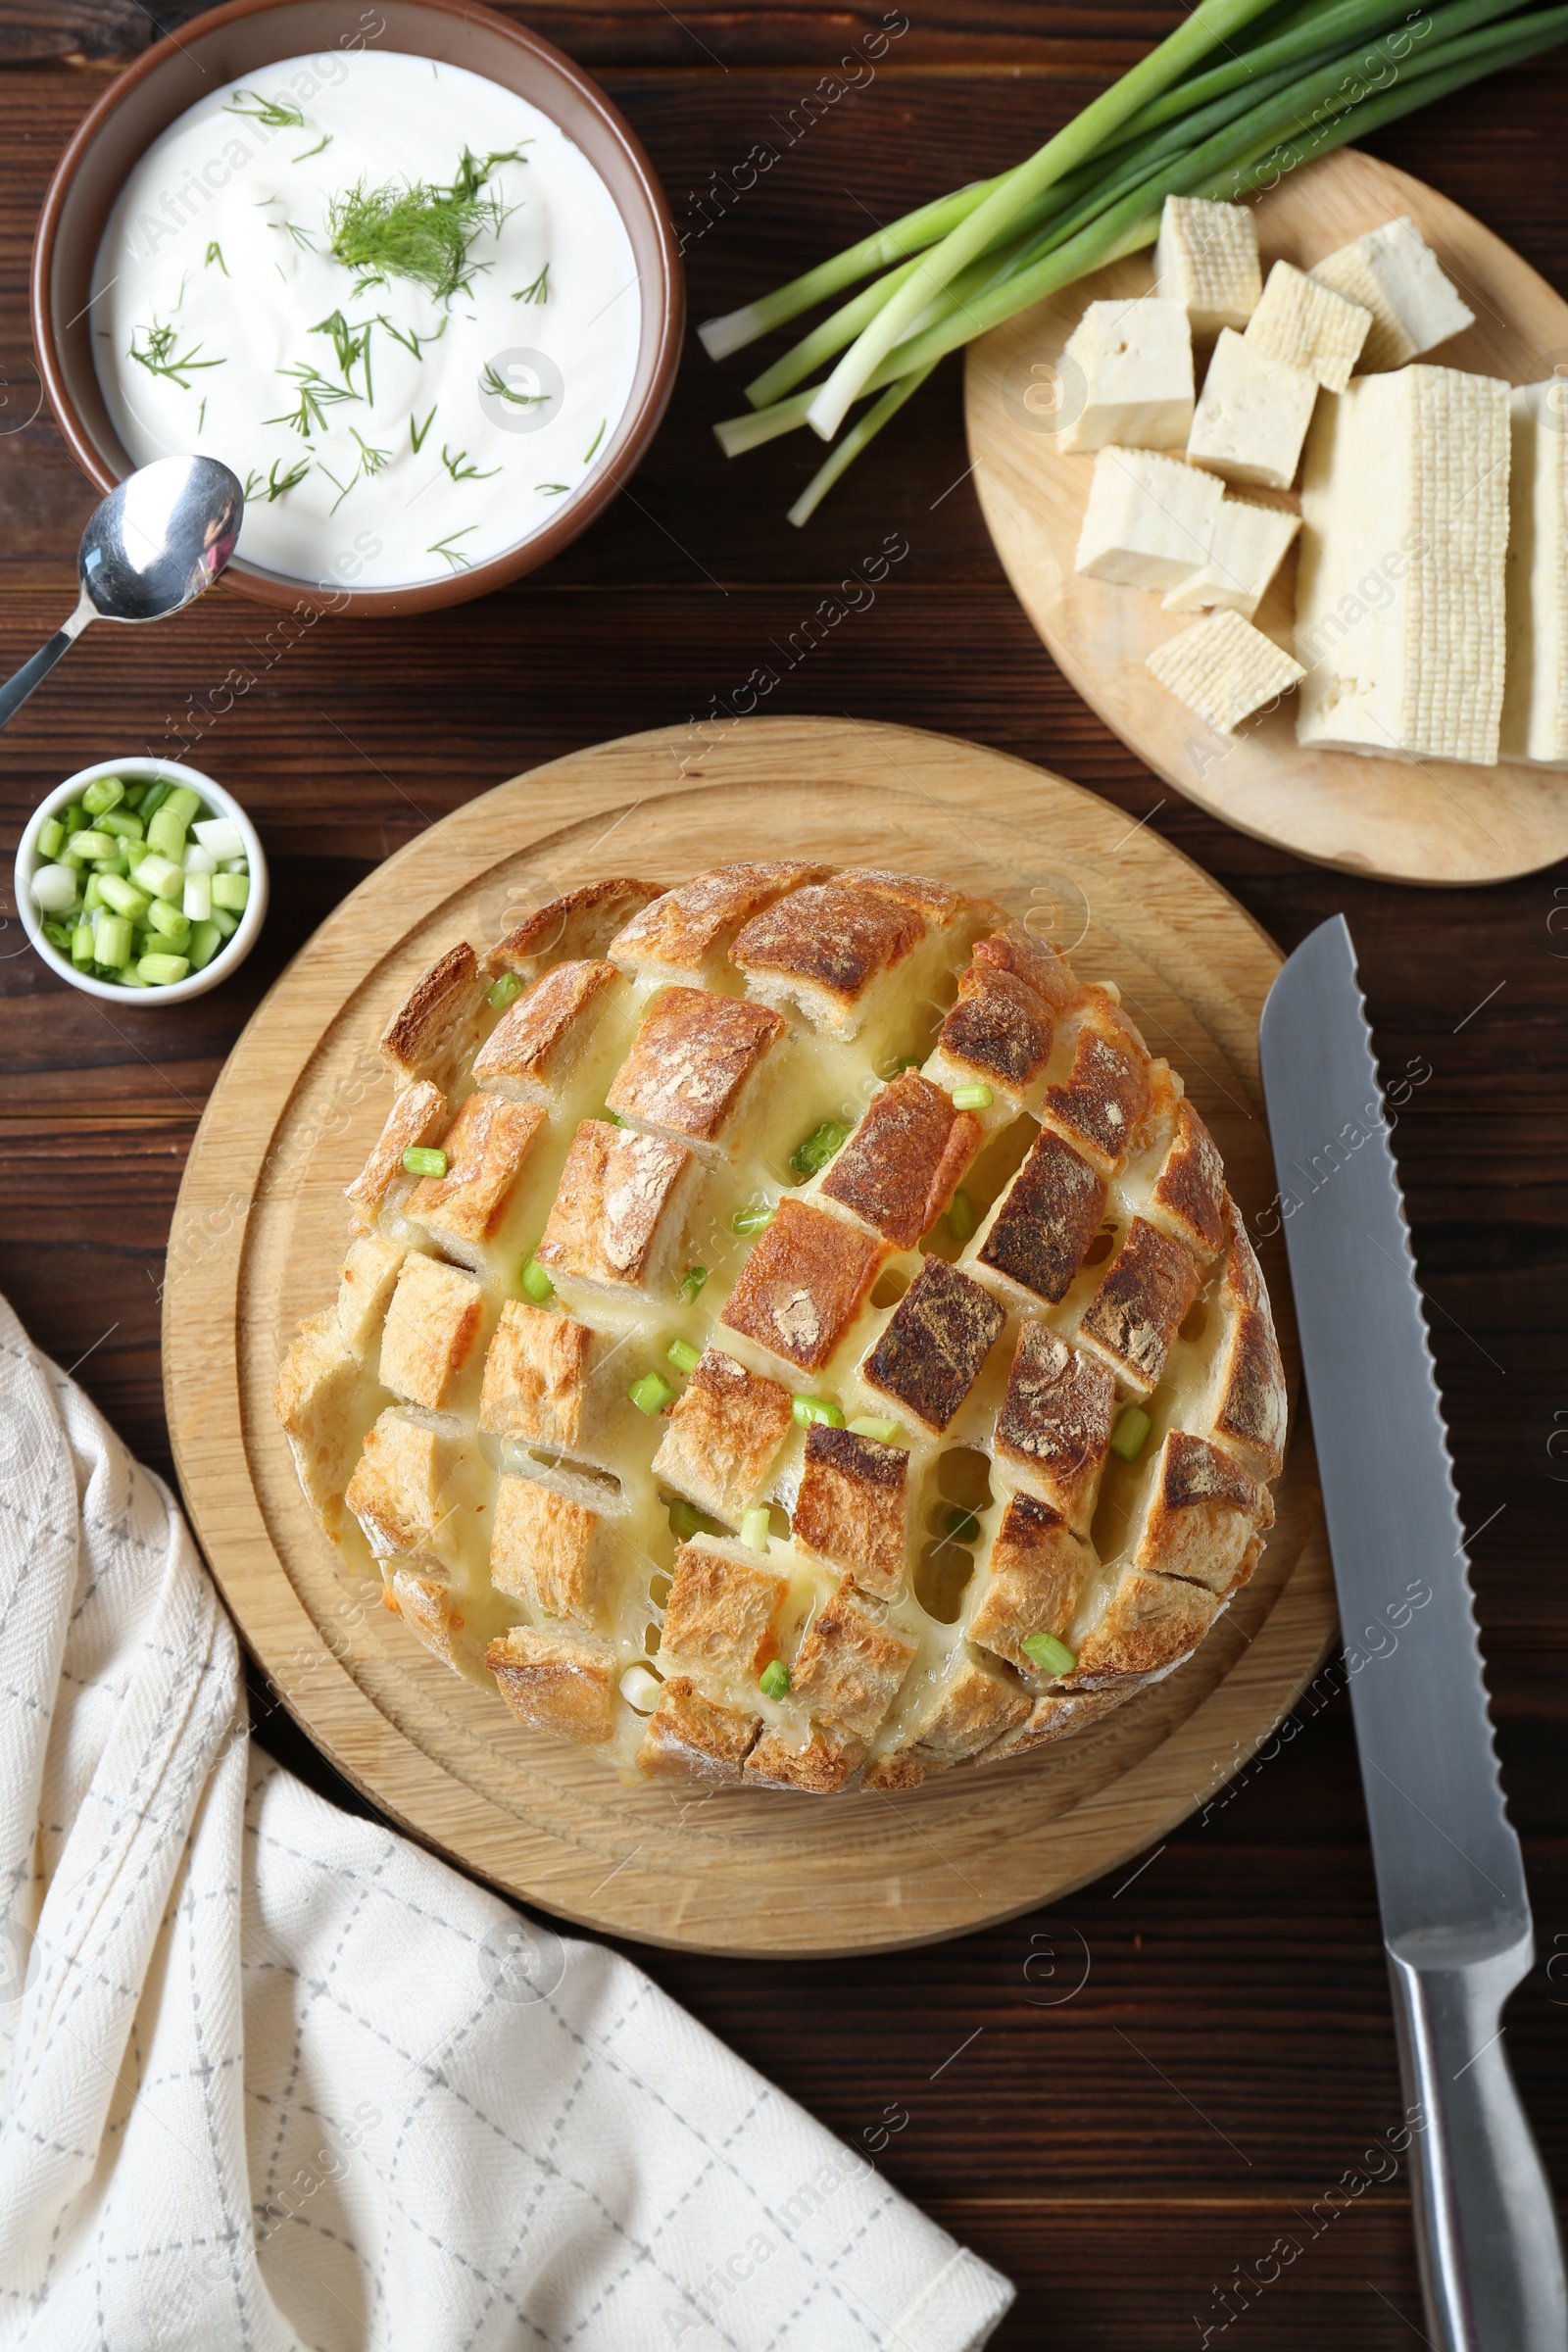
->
606, 986, 785, 1151
637, 1676, 760, 1781
487, 1625, 617, 1743
345, 1406, 463, 1562
1077, 1216, 1203, 1396
730, 883, 925, 1029
660, 1539, 789, 1680
379, 944, 483, 1091
406, 1092, 547, 1252
969, 1492, 1093, 1670
1073, 1564, 1220, 1681
609, 862, 829, 977
479, 1298, 593, 1450
977, 1126, 1107, 1306
274, 1308, 365, 1525
743, 1727, 863, 1792
819, 1071, 980, 1248
471, 958, 622, 1098
937, 963, 1056, 1096
378, 1253, 485, 1411
861, 1257, 1005, 1433
1040, 995, 1152, 1174
720, 1200, 883, 1373
344, 1080, 447, 1221
1203, 1217, 1288, 1478
788, 1580, 917, 1740
489, 1473, 614, 1630
895, 1647, 1032, 1768
386, 1570, 462, 1669
480, 879, 660, 982
335, 1236, 408, 1356
790, 1424, 909, 1597
651, 1348, 795, 1521
1133, 1430, 1263, 1593
536, 1119, 696, 1292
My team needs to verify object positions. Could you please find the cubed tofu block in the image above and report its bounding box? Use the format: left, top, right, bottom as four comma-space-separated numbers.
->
651, 1347, 795, 1522
720, 1200, 883, 1373
488, 1473, 616, 1630
659, 1539, 789, 1681
1056, 296, 1195, 454
1132, 1430, 1266, 1593
1245, 261, 1370, 392
1154, 196, 1262, 335
377, 1252, 485, 1411
487, 1625, 617, 1744
1074, 445, 1223, 589
818, 1070, 980, 1248
1077, 1215, 1204, 1396
405, 1091, 547, 1261
609, 862, 829, 983
535, 1119, 698, 1294
969, 1492, 1093, 1672
1295, 365, 1510, 765
976, 1126, 1107, 1307
789, 1580, 916, 1740
1310, 216, 1473, 373
334, 1234, 407, 1357
1501, 379, 1568, 766
993, 1326, 1115, 1531
1186, 330, 1317, 491
1161, 494, 1300, 616
860, 1257, 1005, 1435
471, 958, 624, 1101
605, 986, 786, 1154
344, 1079, 447, 1221
478, 1298, 595, 1451
636, 1676, 760, 1782
1039, 996, 1152, 1176
1147, 610, 1304, 737
378, 943, 484, 1091
345, 1406, 464, 1562
790, 1423, 910, 1597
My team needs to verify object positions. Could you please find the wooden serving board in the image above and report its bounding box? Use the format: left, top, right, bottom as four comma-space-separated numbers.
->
964, 148, 1568, 889
164, 716, 1335, 1958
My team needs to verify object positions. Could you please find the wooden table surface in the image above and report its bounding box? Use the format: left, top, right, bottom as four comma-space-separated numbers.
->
3, 3, 1565, 2342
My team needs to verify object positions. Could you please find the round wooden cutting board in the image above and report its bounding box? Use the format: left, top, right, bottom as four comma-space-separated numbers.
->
165, 716, 1334, 1957
964, 148, 1568, 888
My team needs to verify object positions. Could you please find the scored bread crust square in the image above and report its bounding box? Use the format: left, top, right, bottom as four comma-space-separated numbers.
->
276, 861, 1286, 1796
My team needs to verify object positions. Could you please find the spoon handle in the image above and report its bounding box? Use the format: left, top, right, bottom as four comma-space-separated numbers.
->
0, 600, 94, 732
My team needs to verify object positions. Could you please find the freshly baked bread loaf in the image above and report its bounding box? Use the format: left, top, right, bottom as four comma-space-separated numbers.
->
276, 864, 1285, 1792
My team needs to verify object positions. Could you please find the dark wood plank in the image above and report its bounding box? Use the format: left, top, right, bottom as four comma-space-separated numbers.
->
1, 16, 1566, 2343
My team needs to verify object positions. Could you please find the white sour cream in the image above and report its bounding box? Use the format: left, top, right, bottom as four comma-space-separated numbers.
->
91, 50, 642, 590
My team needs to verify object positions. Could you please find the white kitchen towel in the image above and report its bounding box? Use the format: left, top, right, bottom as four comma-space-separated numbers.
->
0, 1295, 1013, 2352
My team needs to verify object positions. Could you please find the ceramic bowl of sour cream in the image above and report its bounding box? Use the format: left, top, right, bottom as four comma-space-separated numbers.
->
32, 0, 682, 618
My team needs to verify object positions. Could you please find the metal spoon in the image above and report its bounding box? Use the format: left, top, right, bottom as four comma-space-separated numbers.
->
0, 455, 244, 732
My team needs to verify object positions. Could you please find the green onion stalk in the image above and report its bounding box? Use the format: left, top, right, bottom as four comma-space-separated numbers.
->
702, 0, 1568, 522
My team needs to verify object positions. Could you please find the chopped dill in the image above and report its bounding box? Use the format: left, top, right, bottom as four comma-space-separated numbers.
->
410, 405, 437, 454
536, 482, 569, 495
264, 362, 357, 437
197, 397, 206, 432
273, 220, 318, 251
311, 308, 374, 401
320, 430, 391, 514
243, 456, 311, 503
128, 318, 225, 390
224, 90, 307, 130
429, 526, 477, 571
584, 416, 607, 462
326, 147, 526, 302
479, 359, 548, 408
294, 132, 333, 162
377, 313, 448, 361
205, 240, 228, 276
513, 262, 550, 305
441, 443, 500, 482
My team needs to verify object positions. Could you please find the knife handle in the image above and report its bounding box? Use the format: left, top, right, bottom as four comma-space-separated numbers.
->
1388, 1943, 1567, 2351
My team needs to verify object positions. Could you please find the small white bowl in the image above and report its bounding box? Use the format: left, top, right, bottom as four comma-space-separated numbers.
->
14, 757, 268, 1004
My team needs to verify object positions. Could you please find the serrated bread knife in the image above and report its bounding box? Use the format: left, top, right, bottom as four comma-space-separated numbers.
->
1258, 915, 1565, 2352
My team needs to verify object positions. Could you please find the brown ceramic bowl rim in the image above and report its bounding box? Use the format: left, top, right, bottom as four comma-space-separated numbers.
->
31, 0, 683, 618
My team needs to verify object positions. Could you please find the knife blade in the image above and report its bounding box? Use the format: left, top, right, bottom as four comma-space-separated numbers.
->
1258, 914, 1564, 2352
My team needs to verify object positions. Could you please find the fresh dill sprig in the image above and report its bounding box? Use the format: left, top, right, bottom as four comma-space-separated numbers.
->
197, 397, 207, 433
224, 90, 306, 130
377, 313, 448, 362
273, 220, 318, 251
264, 362, 357, 437
513, 262, 549, 305
311, 308, 374, 402
243, 456, 312, 503
320, 430, 391, 514
326, 147, 525, 302
294, 132, 333, 162
536, 482, 569, 496
479, 360, 548, 409
410, 405, 437, 455
441, 443, 500, 482
584, 416, 607, 462
429, 526, 477, 572
128, 318, 225, 391
205, 241, 228, 276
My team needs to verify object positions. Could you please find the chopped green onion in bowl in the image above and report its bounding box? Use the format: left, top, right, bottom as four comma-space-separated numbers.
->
17, 761, 267, 1003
